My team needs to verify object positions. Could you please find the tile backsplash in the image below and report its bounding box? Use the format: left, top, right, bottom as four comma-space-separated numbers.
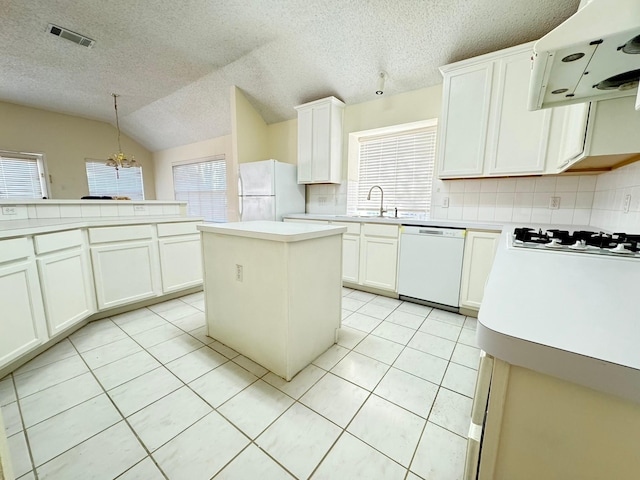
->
306, 183, 349, 215
430, 175, 596, 226
590, 160, 640, 232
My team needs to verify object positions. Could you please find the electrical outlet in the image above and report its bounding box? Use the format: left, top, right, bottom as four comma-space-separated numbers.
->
442, 196, 450, 208
318, 196, 327, 205
549, 196, 560, 210
134, 205, 146, 212
236, 264, 243, 282
2, 206, 17, 215
623, 194, 631, 214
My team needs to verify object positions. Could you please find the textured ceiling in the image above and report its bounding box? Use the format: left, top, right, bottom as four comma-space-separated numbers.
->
0, 0, 579, 152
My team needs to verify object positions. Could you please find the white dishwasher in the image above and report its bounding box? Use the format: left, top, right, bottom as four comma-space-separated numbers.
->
398, 226, 465, 311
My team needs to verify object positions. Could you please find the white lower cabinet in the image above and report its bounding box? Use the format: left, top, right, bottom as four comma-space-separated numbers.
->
35, 229, 95, 337
359, 224, 399, 292
331, 221, 361, 284
0, 238, 47, 368
157, 222, 203, 293
37, 249, 95, 336
89, 225, 161, 310
459, 230, 500, 311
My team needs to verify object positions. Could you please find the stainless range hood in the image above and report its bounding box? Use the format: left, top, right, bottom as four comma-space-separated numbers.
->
528, 0, 640, 111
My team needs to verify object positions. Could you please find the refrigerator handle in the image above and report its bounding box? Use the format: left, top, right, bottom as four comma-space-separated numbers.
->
238, 174, 244, 221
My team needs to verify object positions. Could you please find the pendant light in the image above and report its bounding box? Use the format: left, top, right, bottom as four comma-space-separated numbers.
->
105, 93, 137, 177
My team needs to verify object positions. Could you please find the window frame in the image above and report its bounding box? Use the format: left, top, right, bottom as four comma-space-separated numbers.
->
0, 150, 49, 199
346, 119, 438, 217
85, 159, 145, 200
172, 155, 227, 223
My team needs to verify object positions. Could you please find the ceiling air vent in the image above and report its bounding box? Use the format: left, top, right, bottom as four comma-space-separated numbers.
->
47, 24, 95, 48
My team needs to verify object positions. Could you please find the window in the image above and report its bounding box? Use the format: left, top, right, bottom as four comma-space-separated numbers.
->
0, 151, 48, 199
348, 121, 437, 216
85, 160, 144, 199
173, 156, 227, 222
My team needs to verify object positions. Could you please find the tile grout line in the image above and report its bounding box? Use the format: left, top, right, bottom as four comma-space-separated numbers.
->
9, 373, 39, 480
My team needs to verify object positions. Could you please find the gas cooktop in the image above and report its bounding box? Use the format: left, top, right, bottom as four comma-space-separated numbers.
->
512, 227, 640, 259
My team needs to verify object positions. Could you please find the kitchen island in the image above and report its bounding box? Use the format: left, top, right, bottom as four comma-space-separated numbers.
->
471, 229, 640, 480
198, 221, 346, 380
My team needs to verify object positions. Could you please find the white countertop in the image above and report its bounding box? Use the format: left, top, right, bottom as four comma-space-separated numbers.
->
478, 229, 640, 402
284, 213, 501, 231
198, 220, 347, 242
0, 216, 202, 239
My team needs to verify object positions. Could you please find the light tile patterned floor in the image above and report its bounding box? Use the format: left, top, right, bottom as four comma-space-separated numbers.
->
0, 288, 480, 480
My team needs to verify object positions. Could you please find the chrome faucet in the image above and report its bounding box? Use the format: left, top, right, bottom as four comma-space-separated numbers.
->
367, 185, 386, 217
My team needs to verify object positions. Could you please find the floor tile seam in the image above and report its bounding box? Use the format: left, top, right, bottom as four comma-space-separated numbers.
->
305, 428, 349, 480
13, 368, 90, 402
243, 441, 300, 480
133, 405, 213, 456
365, 390, 432, 421
71, 340, 173, 479
72, 331, 135, 355
73, 334, 182, 463
449, 357, 480, 371
438, 383, 475, 401
228, 358, 271, 380
20, 389, 105, 431
341, 387, 424, 470
30, 416, 124, 470
148, 340, 208, 366
368, 328, 418, 347
11, 351, 83, 381
425, 315, 466, 329
351, 344, 403, 367
156, 308, 202, 323
417, 326, 463, 343
10, 373, 38, 478
113, 455, 164, 480
170, 356, 231, 385
404, 383, 444, 476
401, 343, 454, 363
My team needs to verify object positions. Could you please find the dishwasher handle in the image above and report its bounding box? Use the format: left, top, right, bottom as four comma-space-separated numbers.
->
402, 226, 466, 238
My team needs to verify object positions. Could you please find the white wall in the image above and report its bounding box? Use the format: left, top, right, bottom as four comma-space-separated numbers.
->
306, 85, 443, 214
152, 135, 236, 220
0, 101, 155, 200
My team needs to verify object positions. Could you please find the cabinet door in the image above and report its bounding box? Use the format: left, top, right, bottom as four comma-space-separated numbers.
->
487, 53, 551, 175
91, 240, 160, 309
360, 236, 398, 291
438, 62, 493, 178
459, 231, 500, 310
342, 234, 360, 283
556, 103, 590, 170
37, 248, 95, 336
297, 108, 313, 183
311, 102, 331, 182
0, 261, 46, 368
158, 234, 203, 293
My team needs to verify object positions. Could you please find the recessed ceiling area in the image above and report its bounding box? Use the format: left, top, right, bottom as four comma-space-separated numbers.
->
0, 0, 579, 152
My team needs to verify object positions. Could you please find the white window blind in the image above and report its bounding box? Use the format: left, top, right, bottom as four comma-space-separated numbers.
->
173, 157, 227, 222
85, 161, 144, 200
355, 127, 437, 214
0, 152, 46, 199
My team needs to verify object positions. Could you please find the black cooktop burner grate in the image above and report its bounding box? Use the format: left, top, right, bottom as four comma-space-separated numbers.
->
512, 228, 640, 255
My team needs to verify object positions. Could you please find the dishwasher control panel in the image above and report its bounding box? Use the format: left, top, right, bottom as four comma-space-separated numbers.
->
401, 225, 466, 238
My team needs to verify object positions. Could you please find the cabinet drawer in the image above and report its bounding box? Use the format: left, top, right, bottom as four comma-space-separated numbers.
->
363, 223, 398, 238
89, 225, 153, 244
0, 237, 32, 263
157, 222, 201, 237
331, 221, 360, 235
34, 229, 83, 254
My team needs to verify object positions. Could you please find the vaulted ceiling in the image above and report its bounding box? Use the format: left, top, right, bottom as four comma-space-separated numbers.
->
0, 0, 579, 152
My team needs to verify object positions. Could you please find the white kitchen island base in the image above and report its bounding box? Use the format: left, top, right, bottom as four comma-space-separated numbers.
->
198, 221, 346, 381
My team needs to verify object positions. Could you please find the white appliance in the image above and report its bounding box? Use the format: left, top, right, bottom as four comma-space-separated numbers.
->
528, 0, 640, 111
397, 226, 465, 311
238, 160, 305, 221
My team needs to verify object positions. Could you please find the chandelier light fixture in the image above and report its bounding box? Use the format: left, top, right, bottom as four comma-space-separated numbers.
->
105, 93, 137, 177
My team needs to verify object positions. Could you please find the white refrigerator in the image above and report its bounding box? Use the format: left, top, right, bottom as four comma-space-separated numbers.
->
238, 159, 305, 221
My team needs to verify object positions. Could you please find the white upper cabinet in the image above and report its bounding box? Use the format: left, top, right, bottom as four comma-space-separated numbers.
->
438, 63, 493, 177
295, 96, 345, 184
438, 42, 552, 179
